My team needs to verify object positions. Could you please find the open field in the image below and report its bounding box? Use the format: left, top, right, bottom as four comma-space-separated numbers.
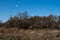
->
0, 27, 60, 40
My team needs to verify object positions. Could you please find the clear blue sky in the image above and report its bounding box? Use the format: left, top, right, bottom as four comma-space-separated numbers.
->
0, 0, 60, 22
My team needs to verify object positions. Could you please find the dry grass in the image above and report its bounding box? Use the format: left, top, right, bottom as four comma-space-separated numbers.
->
0, 27, 60, 40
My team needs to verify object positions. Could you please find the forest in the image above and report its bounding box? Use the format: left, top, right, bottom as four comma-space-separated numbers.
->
0, 11, 60, 30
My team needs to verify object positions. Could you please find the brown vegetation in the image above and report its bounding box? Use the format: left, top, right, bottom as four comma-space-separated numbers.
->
0, 11, 60, 40
0, 28, 60, 40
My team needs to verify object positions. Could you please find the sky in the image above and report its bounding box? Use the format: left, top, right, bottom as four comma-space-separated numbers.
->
0, 0, 60, 22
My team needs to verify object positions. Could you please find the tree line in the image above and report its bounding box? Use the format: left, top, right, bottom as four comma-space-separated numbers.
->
0, 11, 60, 29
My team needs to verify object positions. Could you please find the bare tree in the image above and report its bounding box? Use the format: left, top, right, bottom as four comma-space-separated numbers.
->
17, 11, 28, 20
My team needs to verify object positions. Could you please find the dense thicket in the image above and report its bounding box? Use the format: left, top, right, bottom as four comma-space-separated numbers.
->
0, 12, 60, 29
